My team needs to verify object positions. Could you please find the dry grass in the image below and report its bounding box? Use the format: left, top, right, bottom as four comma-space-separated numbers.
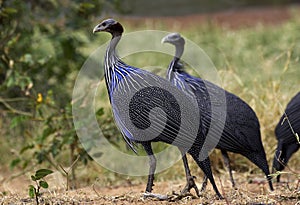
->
1, 173, 299, 204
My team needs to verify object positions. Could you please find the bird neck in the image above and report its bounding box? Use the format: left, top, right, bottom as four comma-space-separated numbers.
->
173, 57, 180, 64
103, 35, 122, 98
172, 57, 183, 72
175, 44, 184, 59
106, 35, 121, 59
166, 57, 179, 81
171, 43, 184, 73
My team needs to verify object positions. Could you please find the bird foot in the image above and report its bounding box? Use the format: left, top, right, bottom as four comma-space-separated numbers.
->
142, 192, 168, 200
181, 175, 201, 197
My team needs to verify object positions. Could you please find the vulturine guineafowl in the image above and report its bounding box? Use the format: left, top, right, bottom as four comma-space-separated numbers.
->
273, 92, 300, 182
93, 19, 223, 199
162, 32, 274, 192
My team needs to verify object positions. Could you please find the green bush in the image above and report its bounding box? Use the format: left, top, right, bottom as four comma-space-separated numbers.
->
0, 0, 123, 186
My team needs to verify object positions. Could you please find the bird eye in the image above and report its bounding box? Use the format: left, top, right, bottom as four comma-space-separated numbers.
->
102, 22, 106, 27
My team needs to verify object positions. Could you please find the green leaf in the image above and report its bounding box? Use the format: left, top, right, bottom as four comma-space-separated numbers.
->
10, 116, 28, 129
22, 159, 30, 170
6, 75, 15, 88
21, 54, 34, 66
7, 35, 19, 48
80, 3, 95, 9
39, 181, 49, 189
3, 7, 18, 14
10, 158, 21, 169
96, 108, 104, 117
42, 127, 55, 139
28, 185, 35, 198
50, 139, 61, 157
20, 144, 34, 154
31, 175, 36, 181
37, 56, 50, 65
36, 151, 46, 164
34, 169, 53, 180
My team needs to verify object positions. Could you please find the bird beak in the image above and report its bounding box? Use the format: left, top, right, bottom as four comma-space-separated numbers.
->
93, 24, 102, 33
161, 36, 169, 44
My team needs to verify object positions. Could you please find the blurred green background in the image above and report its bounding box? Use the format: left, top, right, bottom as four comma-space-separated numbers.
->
0, 0, 299, 190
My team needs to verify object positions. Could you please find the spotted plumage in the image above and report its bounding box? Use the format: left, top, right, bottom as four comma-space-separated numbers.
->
162, 32, 274, 192
93, 19, 223, 198
273, 92, 300, 182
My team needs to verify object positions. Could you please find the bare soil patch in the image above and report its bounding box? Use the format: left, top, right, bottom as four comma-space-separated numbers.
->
123, 6, 295, 29
1, 171, 299, 204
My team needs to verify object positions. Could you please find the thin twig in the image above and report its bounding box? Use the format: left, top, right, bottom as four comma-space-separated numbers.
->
92, 178, 101, 197
0, 97, 32, 116
58, 155, 80, 191
0, 97, 30, 102
69, 155, 80, 172
277, 100, 299, 144
58, 164, 69, 191
273, 153, 300, 190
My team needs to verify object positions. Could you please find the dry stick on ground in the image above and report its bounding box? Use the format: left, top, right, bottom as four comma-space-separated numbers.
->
92, 178, 101, 197
275, 153, 300, 191
58, 155, 80, 191
281, 164, 299, 189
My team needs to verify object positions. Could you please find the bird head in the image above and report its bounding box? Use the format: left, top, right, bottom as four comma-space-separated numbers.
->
273, 142, 299, 172
93, 19, 124, 36
161, 32, 185, 46
162, 33, 185, 59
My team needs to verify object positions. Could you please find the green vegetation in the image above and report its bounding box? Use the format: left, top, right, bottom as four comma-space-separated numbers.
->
0, 0, 139, 190
28, 169, 53, 205
0, 0, 299, 196
0, 0, 119, 186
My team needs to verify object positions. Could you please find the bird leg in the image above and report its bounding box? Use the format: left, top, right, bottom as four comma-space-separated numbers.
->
200, 151, 234, 192
142, 142, 156, 193
276, 174, 281, 183
266, 174, 274, 191
180, 150, 200, 197
146, 154, 156, 192
221, 150, 235, 187
189, 152, 223, 199
141, 142, 169, 200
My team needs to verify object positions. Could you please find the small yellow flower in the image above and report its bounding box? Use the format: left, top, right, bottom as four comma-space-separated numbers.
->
37, 93, 43, 103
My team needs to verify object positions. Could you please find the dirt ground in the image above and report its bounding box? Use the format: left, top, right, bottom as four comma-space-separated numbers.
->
1, 5, 300, 205
1, 170, 299, 204
123, 6, 293, 29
